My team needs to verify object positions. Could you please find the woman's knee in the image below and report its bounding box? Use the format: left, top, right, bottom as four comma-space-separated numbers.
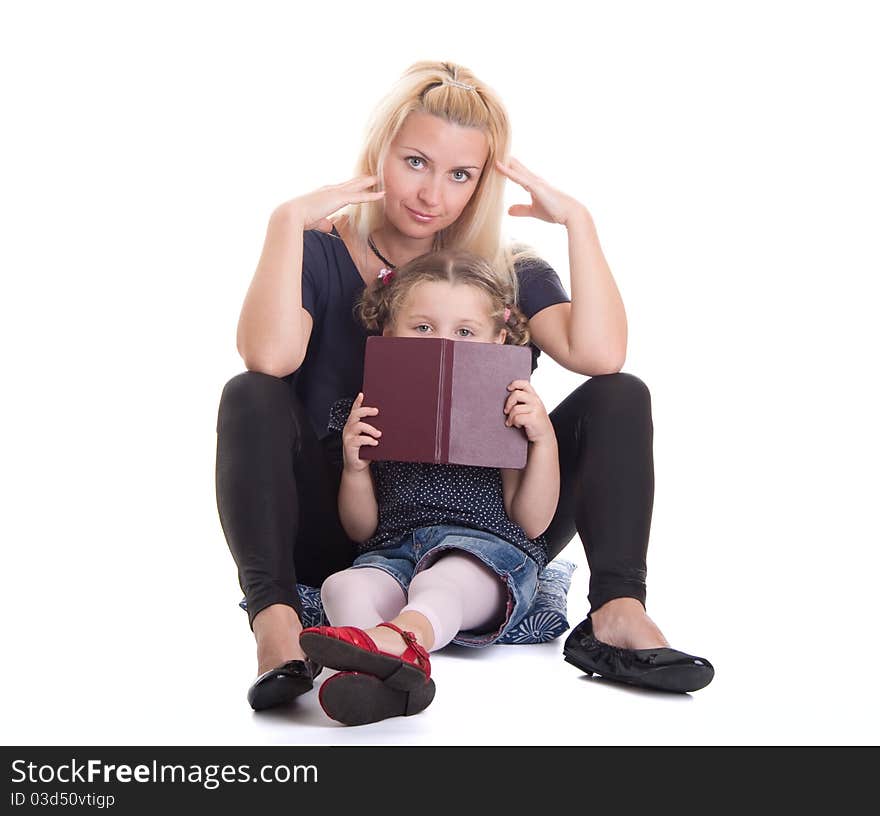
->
587, 371, 650, 403
216, 370, 294, 434
572, 372, 652, 417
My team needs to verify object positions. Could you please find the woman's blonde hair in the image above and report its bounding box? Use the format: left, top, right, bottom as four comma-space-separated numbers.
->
357, 249, 530, 346
344, 61, 536, 296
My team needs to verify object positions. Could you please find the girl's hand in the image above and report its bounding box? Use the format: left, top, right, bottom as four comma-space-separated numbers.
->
341, 392, 382, 472
495, 157, 589, 227
503, 380, 555, 445
275, 175, 386, 232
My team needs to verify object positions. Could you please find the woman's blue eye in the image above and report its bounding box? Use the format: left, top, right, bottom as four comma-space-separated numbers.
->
456, 328, 473, 337
415, 324, 431, 333
452, 170, 471, 182
407, 157, 425, 169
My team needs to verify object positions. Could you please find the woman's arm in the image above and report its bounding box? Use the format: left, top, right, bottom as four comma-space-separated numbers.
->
237, 205, 311, 377
499, 380, 560, 539
236, 177, 385, 377
496, 158, 627, 376
529, 210, 627, 375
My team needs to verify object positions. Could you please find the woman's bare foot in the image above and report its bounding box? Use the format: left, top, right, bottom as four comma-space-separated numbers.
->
589, 597, 669, 650
252, 603, 306, 675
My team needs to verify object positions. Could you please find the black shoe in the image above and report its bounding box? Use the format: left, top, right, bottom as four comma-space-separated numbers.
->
318, 671, 436, 726
563, 617, 714, 693
247, 659, 322, 710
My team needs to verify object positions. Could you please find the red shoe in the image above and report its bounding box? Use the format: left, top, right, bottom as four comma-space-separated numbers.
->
318, 671, 436, 726
300, 622, 431, 692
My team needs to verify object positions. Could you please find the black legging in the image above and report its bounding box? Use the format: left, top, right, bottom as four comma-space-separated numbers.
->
215, 371, 653, 628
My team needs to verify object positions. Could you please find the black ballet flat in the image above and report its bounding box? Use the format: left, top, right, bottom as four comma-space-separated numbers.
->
563, 617, 714, 693
247, 659, 323, 711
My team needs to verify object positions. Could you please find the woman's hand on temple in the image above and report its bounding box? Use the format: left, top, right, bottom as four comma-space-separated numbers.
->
274, 176, 385, 232
495, 157, 590, 227
503, 380, 555, 445
341, 392, 382, 472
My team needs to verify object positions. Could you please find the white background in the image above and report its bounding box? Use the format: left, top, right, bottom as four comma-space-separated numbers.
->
1, 0, 878, 745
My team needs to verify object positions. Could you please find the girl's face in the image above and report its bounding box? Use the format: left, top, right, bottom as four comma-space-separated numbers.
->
385, 280, 506, 344
382, 111, 490, 238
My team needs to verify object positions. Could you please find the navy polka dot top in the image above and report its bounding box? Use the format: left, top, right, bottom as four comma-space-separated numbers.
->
329, 397, 549, 568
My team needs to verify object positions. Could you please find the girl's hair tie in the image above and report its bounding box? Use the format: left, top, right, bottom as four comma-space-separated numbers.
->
503, 306, 511, 323
377, 268, 395, 285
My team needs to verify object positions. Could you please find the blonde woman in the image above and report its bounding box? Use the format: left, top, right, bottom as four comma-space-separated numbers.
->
216, 61, 714, 710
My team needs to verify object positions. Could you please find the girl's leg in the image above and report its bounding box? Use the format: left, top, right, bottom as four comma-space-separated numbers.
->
306, 555, 506, 725
543, 372, 668, 649
215, 371, 356, 675
320, 567, 407, 628
369, 553, 508, 653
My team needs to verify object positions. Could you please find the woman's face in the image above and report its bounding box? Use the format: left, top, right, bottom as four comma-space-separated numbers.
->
385, 280, 506, 344
382, 111, 490, 238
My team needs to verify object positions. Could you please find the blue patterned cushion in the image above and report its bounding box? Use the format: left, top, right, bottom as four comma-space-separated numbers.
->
496, 558, 576, 645
239, 559, 576, 645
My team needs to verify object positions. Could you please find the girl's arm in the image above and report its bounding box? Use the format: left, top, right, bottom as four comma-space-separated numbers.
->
338, 392, 381, 542
500, 381, 560, 539
338, 469, 379, 544
237, 178, 385, 377
501, 437, 559, 540
496, 158, 627, 376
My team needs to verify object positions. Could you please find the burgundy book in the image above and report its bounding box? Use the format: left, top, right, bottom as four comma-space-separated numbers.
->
360, 335, 531, 469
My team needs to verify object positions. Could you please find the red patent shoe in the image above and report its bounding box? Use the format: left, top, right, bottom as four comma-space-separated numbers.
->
300, 622, 431, 692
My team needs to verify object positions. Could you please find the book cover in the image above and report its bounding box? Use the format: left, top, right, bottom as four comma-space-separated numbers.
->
360, 336, 531, 469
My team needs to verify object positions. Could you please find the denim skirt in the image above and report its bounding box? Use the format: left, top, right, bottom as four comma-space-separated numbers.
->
352, 524, 540, 647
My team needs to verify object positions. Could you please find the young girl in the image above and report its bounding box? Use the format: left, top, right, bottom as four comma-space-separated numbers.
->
298, 249, 560, 725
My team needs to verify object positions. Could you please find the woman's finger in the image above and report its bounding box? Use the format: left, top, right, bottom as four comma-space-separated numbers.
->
323, 189, 384, 215
345, 190, 386, 205
509, 157, 545, 185
306, 218, 334, 233
354, 434, 380, 446
507, 204, 533, 218
354, 422, 382, 437
495, 159, 533, 190
338, 175, 380, 189
509, 156, 536, 174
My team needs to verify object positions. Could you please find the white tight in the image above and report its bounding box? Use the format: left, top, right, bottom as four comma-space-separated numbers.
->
320, 552, 508, 652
